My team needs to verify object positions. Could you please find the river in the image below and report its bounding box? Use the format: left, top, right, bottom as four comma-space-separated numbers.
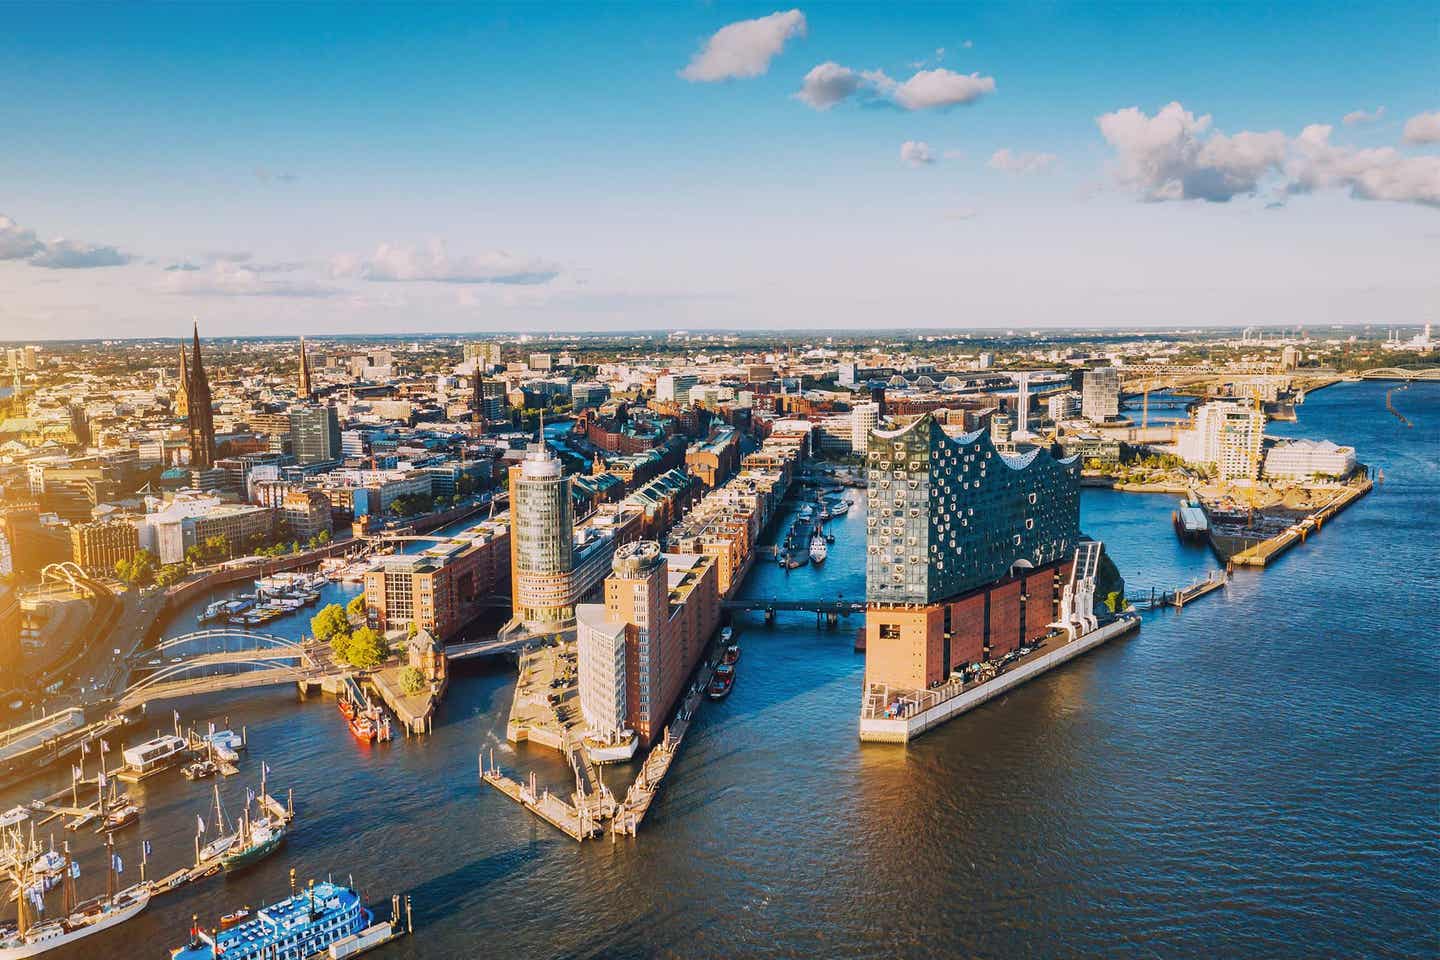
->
6, 380, 1436, 958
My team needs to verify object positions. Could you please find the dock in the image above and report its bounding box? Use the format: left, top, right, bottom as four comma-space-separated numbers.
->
478, 760, 600, 841
1171, 570, 1228, 608
1227, 480, 1371, 568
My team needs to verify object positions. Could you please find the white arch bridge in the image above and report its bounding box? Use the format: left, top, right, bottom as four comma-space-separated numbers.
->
114, 629, 339, 712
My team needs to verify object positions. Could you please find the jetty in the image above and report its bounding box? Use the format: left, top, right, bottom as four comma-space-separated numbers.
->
478, 759, 600, 841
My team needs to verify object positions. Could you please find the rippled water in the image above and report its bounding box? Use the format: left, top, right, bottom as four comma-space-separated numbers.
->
8, 381, 1437, 958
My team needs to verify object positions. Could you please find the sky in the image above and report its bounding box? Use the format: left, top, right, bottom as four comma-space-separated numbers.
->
1, 1, 1437, 339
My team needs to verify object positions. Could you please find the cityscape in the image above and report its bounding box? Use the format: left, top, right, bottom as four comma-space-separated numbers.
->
0, 4, 1436, 959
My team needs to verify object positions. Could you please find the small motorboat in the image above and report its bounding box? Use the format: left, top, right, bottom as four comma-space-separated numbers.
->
0, 805, 30, 828
219, 907, 252, 930
101, 801, 141, 832
183, 759, 218, 780
707, 664, 735, 701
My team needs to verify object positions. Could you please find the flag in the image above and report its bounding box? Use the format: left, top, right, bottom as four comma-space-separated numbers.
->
174, 709, 181, 725
142, 840, 152, 858
196, 815, 205, 835
98, 772, 107, 789
80, 741, 90, 756
245, 788, 255, 807
111, 854, 123, 875
262, 762, 270, 778
208, 722, 215, 737
69, 861, 81, 879
28, 890, 43, 914
99, 740, 109, 754
72, 765, 82, 780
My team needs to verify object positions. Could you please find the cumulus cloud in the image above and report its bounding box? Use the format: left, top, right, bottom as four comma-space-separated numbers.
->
0, 215, 131, 268
159, 261, 336, 297
1097, 102, 1286, 202
1286, 124, 1440, 206
0, 215, 43, 261
868, 67, 996, 111
797, 64, 995, 112
680, 9, 806, 82
900, 140, 936, 167
1342, 107, 1386, 126
1402, 110, 1440, 145
336, 242, 558, 285
28, 239, 131, 269
988, 148, 1058, 174
796, 61, 861, 110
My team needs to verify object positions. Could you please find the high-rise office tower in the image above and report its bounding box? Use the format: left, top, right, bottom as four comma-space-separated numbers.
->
289, 405, 342, 464
1014, 372, 1031, 435
186, 320, 216, 469
508, 429, 574, 627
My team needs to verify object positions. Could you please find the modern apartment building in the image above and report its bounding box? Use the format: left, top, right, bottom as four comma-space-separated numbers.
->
655, 373, 699, 406
1175, 401, 1266, 481
1263, 438, 1356, 481
1081, 366, 1120, 422
575, 541, 719, 749
363, 515, 509, 640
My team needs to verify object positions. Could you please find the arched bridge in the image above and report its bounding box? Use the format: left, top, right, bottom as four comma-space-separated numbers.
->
114, 630, 337, 711
1358, 365, 1440, 381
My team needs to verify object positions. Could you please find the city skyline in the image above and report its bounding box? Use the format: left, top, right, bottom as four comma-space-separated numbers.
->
2, 2, 1438, 338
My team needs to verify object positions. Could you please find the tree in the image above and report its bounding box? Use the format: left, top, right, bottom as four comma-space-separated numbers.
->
346, 594, 367, 621
115, 549, 156, 587
329, 630, 353, 664
344, 626, 388, 669
155, 562, 188, 588
398, 666, 427, 696
310, 603, 350, 643
308, 530, 331, 549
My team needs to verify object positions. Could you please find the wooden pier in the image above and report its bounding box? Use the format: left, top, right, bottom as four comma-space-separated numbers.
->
478, 759, 600, 841
1171, 570, 1228, 608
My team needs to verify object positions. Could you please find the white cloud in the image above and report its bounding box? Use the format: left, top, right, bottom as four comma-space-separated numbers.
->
796, 62, 861, 110
680, 9, 806, 82
0, 215, 43, 261
988, 148, 1058, 174
1402, 110, 1440, 144
28, 239, 131, 269
900, 141, 936, 167
1097, 102, 1285, 202
962, 39, 974, 49
943, 207, 978, 221
1286, 124, 1440, 207
798, 64, 995, 112
1342, 107, 1385, 126
337, 242, 559, 285
159, 261, 336, 297
871, 68, 996, 111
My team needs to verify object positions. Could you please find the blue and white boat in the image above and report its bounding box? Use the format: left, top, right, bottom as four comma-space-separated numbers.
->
170, 879, 369, 960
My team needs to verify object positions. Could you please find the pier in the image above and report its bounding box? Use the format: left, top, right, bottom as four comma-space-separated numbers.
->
1227, 481, 1371, 568
478, 760, 600, 842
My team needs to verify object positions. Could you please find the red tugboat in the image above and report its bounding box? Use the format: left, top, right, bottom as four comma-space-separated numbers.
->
337, 696, 356, 721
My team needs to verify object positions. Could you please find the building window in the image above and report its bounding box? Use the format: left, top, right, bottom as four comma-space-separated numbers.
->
879, 623, 901, 639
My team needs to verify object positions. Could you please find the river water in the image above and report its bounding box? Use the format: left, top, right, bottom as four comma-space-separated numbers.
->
7, 380, 1436, 958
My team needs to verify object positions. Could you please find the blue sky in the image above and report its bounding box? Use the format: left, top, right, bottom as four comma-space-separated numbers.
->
1, 2, 1436, 338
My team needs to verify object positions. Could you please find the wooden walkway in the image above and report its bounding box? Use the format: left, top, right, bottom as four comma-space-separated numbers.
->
478, 759, 600, 841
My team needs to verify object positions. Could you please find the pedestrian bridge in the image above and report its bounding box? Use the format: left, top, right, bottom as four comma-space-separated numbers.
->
114, 630, 335, 711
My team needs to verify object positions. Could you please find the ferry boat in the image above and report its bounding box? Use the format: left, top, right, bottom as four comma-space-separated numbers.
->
169, 878, 370, 960
828, 497, 852, 516
0, 808, 29, 830
808, 533, 828, 564
707, 663, 735, 701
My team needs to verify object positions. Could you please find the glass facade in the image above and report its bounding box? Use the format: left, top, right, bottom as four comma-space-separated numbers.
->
865, 416, 1080, 606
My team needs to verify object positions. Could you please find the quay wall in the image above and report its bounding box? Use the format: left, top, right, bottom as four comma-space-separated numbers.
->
859, 615, 1140, 744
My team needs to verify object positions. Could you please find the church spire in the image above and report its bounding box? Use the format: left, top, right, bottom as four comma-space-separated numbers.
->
186, 318, 216, 469
297, 335, 314, 400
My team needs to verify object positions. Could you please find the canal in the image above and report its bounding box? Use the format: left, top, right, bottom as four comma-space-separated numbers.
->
5, 380, 1435, 958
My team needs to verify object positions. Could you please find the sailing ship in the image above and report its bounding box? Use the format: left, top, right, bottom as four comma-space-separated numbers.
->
220, 778, 287, 874
0, 832, 150, 958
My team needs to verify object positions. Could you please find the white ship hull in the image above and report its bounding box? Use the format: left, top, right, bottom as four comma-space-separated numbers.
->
0, 886, 150, 958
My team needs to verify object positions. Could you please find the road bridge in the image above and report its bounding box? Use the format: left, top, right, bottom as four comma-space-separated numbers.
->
114, 630, 337, 711
721, 596, 866, 628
